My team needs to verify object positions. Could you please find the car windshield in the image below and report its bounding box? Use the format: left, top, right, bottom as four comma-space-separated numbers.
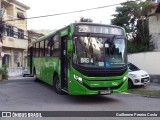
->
128, 63, 140, 71
73, 35, 126, 67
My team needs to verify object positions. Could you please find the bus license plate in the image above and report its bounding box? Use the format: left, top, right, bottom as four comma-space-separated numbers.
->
100, 90, 111, 95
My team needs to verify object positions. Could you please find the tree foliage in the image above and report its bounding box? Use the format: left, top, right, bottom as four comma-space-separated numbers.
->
111, 1, 154, 53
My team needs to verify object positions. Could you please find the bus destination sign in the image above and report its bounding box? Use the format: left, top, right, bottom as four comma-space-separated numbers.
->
76, 25, 123, 35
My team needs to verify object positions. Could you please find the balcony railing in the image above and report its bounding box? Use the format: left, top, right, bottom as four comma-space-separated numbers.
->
2, 36, 28, 49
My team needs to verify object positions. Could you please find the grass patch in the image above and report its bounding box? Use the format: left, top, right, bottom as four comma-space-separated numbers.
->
128, 89, 160, 97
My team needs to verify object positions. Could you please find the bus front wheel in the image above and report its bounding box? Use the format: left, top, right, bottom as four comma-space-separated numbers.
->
54, 75, 65, 95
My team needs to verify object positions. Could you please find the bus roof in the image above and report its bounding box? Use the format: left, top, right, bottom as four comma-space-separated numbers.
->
31, 31, 57, 44
30, 23, 124, 46
74, 22, 123, 29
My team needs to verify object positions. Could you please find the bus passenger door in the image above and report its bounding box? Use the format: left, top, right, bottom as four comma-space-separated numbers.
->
61, 36, 68, 90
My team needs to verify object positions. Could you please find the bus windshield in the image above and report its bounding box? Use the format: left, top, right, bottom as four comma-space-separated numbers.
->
73, 35, 126, 67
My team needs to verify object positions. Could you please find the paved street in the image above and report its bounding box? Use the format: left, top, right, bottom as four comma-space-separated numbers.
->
0, 78, 160, 120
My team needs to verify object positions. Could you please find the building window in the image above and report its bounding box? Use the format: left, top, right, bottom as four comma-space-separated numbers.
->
14, 51, 20, 67
13, 27, 18, 38
17, 12, 25, 19
2, 54, 10, 67
18, 29, 24, 39
14, 51, 19, 63
6, 25, 14, 37
17, 8, 25, 19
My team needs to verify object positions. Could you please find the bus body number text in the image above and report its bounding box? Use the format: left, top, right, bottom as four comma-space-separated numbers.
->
80, 58, 89, 63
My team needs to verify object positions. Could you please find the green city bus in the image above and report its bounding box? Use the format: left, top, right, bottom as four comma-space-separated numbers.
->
28, 23, 128, 95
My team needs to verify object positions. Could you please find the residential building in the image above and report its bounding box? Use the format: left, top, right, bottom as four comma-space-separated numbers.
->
1, 0, 30, 67
28, 30, 44, 44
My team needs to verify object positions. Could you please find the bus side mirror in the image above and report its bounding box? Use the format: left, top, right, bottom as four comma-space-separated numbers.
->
67, 40, 73, 52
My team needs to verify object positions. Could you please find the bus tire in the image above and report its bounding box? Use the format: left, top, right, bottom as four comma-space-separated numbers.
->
128, 79, 133, 89
53, 75, 65, 95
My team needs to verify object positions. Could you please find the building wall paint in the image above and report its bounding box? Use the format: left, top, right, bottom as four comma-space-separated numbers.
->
128, 52, 160, 75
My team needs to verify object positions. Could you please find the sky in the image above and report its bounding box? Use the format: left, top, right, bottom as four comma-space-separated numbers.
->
18, 0, 126, 30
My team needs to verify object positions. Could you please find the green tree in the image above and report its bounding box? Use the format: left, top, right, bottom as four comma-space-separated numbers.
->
79, 17, 93, 22
111, 1, 154, 53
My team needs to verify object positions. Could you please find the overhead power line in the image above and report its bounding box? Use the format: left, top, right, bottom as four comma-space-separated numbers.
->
4, 3, 121, 22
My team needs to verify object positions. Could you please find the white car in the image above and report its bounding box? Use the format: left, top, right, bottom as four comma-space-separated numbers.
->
128, 63, 150, 88
22, 67, 29, 77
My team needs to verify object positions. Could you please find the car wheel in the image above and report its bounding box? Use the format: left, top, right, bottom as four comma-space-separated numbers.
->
128, 79, 133, 89
53, 75, 65, 95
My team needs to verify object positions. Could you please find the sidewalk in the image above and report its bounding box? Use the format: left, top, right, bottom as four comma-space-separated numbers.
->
141, 83, 160, 91
8, 76, 31, 80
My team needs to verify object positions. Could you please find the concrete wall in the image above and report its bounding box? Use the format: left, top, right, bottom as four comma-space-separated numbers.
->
7, 67, 22, 77
128, 52, 160, 75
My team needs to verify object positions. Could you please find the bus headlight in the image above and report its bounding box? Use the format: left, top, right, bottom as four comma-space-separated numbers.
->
123, 75, 128, 82
74, 75, 83, 83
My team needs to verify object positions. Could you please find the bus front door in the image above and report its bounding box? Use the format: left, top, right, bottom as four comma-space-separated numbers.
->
61, 36, 68, 90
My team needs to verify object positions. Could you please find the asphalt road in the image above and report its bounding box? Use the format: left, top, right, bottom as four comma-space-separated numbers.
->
0, 78, 160, 120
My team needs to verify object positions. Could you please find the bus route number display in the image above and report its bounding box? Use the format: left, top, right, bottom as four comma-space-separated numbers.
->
77, 25, 90, 32
76, 25, 123, 35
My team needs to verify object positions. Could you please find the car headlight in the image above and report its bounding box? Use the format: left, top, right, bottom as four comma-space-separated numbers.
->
74, 75, 83, 83
123, 75, 128, 82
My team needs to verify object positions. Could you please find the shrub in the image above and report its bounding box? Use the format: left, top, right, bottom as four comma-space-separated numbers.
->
0, 64, 8, 80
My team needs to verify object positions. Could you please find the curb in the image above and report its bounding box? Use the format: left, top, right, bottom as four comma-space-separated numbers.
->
8, 77, 24, 80
7, 76, 32, 80
127, 92, 160, 99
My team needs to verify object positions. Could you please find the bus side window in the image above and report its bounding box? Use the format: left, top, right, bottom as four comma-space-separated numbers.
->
40, 41, 44, 57
43, 40, 45, 56
45, 40, 48, 56
34, 43, 39, 57
32, 44, 35, 57
46, 37, 54, 56
52, 35, 60, 57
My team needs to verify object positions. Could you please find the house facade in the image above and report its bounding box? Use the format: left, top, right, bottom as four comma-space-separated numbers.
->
1, 0, 30, 67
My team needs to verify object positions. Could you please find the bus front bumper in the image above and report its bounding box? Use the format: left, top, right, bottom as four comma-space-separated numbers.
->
68, 79, 128, 95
